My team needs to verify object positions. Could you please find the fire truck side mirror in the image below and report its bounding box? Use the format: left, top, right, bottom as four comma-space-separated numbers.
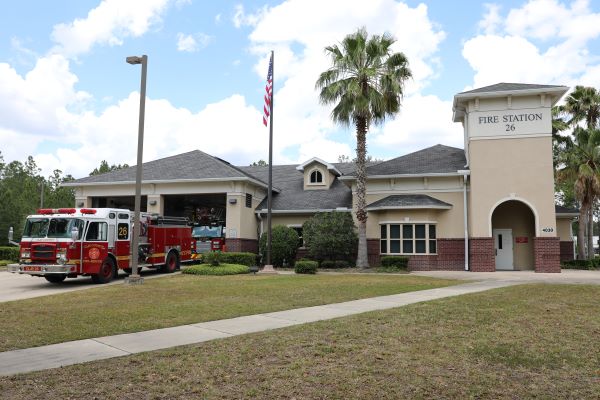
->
71, 227, 79, 241
8, 227, 13, 242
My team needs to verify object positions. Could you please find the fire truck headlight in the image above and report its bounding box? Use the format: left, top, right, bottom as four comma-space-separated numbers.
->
57, 249, 68, 265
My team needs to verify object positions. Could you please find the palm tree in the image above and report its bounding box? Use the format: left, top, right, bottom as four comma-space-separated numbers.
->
557, 127, 600, 259
558, 86, 600, 258
316, 28, 411, 267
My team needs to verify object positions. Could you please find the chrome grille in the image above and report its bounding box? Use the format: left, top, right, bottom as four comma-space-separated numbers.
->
32, 244, 56, 261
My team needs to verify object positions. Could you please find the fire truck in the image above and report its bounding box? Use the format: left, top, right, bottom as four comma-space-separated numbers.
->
8, 208, 193, 284
190, 206, 226, 259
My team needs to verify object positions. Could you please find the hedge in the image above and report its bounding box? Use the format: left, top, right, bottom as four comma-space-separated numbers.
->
295, 260, 317, 274
182, 264, 250, 276
220, 252, 256, 266
0, 246, 19, 262
320, 260, 352, 269
380, 256, 409, 269
561, 259, 598, 270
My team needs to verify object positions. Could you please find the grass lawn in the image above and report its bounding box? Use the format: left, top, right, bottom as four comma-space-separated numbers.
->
0, 274, 457, 352
1, 284, 598, 399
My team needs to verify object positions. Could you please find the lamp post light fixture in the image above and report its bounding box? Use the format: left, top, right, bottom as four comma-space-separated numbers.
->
125, 54, 147, 285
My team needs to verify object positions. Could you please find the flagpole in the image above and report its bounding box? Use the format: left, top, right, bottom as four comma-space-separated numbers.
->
261, 50, 277, 274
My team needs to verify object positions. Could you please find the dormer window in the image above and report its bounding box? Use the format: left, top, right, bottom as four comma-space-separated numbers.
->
310, 170, 323, 184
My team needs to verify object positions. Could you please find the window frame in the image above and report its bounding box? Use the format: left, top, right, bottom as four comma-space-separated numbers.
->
379, 222, 437, 255
308, 169, 324, 185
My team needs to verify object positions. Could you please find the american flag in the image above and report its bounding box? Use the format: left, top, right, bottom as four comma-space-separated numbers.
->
263, 53, 273, 127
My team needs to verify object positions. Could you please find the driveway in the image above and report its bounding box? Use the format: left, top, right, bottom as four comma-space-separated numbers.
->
0, 270, 179, 303
411, 269, 600, 285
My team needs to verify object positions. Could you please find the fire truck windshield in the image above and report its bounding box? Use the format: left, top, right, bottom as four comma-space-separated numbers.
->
192, 226, 222, 238
23, 218, 85, 239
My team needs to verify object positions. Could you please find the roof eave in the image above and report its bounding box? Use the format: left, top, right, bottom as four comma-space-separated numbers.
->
339, 171, 468, 181
255, 208, 351, 215
63, 177, 281, 193
365, 205, 452, 211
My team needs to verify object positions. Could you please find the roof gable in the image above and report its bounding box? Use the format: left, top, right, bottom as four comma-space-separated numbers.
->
66, 150, 269, 188
296, 157, 341, 176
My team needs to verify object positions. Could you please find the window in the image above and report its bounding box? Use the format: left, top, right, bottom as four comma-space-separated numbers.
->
86, 221, 108, 241
245, 193, 252, 208
380, 223, 437, 255
309, 170, 323, 184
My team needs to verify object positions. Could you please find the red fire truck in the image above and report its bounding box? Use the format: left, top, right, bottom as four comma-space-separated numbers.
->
8, 208, 193, 284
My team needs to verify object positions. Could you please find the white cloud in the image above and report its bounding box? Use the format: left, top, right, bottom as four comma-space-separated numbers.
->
215, 13, 222, 24
240, 0, 448, 163
232, 4, 268, 28
176, 32, 213, 52
465, 0, 600, 89
51, 0, 172, 57
479, 3, 502, 35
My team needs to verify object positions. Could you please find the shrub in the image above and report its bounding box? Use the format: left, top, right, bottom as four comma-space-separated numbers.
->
295, 260, 317, 274
259, 225, 299, 267
303, 212, 357, 262
203, 251, 221, 266
335, 260, 351, 268
220, 252, 256, 266
320, 260, 336, 268
183, 263, 250, 276
0, 246, 19, 261
319, 260, 352, 269
561, 259, 597, 270
380, 256, 409, 269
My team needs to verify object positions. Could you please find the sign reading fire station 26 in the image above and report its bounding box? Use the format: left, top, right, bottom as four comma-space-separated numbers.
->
469, 108, 550, 138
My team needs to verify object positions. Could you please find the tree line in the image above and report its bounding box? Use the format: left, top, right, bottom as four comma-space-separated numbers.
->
0, 154, 126, 245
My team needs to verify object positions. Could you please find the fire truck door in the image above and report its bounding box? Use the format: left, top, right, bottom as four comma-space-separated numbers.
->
108, 212, 116, 250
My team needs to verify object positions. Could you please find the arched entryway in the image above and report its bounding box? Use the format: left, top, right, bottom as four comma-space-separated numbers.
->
491, 200, 536, 270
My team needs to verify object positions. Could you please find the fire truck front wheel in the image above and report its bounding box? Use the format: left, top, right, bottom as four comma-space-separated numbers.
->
44, 275, 66, 284
161, 251, 180, 273
92, 258, 117, 284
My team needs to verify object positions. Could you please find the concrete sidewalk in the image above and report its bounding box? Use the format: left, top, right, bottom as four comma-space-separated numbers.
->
0, 279, 516, 377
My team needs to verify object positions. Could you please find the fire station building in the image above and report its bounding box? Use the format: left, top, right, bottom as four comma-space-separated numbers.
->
65, 83, 577, 272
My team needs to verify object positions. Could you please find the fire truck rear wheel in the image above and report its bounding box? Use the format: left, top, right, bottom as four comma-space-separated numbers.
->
162, 251, 179, 273
92, 258, 117, 284
44, 275, 66, 283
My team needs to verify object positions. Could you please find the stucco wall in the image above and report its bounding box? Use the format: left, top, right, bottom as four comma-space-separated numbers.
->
556, 218, 574, 241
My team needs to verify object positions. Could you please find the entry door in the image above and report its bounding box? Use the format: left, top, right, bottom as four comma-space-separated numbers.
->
493, 229, 513, 270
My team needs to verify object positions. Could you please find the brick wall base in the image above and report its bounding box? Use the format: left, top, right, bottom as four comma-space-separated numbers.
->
367, 238, 466, 271
225, 238, 258, 253
534, 237, 561, 273
469, 237, 495, 272
367, 239, 381, 266
559, 241, 574, 262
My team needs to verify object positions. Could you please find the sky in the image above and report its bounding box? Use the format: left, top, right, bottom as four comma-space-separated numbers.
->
1, 0, 600, 179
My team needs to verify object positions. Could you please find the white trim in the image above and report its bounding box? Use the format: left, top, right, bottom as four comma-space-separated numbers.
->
286, 224, 303, 228
296, 157, 342, 176
366, 205, 452, 211
488, 196, 539, 236
63, 177, 280, 192
364, 188, 468, 194
379, 220, 437, 224
556, 213, 579, 218
339, 172, 468, 181
255, 208, 351, 215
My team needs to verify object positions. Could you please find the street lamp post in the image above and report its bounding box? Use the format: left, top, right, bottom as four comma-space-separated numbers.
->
125, 54, 147, 285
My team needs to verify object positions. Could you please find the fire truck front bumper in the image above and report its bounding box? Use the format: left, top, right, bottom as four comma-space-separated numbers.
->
7, 263, 77, 275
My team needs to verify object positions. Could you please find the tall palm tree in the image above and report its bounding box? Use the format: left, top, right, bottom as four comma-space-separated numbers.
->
558, 86, 600, 258
316, 28, 411, 267
557, 127, 600, 259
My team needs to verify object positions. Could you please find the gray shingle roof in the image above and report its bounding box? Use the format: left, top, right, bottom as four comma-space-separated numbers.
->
67, 150, 268, 187
241, 164, 352, 212
366, 194, 452, 210
458, 83, 566, 95
555, 205, 579, 215
345, 144, 466, 177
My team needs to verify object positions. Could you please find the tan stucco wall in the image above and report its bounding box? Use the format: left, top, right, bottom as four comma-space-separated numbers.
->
556, 218, 574, 241
491, 200, 535, 269
468, 136, 555, 237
